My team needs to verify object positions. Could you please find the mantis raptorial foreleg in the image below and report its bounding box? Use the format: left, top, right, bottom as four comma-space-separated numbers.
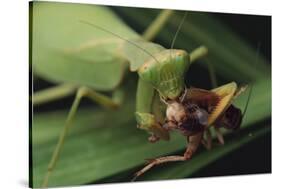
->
135, 79, 170, 141
41, 86, 123, 188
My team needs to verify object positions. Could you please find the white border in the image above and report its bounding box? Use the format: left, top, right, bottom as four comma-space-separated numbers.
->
36, 0, 272, 15
0, 0, 279, 189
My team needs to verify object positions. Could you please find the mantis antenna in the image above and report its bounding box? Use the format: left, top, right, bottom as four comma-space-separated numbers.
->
241, 42, 261, 122
79, 20, 161, 64
241, 85, 252, 121
170, 12, 187, 50
170, 12, 187, 60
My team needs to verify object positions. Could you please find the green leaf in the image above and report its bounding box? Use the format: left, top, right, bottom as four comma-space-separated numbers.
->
32, 78, 271, 187
31, 2, 140, 90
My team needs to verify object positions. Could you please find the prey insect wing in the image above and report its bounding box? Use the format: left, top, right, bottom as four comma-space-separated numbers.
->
184, 88, 221, 114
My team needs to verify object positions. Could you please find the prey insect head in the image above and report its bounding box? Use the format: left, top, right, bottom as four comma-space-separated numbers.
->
138, 49, 190, 100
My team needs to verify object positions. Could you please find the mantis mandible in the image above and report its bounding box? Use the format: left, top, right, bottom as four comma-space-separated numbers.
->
31, 2, 248, 187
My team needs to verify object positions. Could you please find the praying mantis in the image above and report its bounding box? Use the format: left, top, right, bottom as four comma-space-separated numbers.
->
31, 2, 252, 187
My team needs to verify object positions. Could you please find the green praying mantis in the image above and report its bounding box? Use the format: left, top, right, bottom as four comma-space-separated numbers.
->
31, 2, 251, 187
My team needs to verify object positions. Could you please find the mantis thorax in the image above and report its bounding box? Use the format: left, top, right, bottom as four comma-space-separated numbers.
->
138, 49, 190, 100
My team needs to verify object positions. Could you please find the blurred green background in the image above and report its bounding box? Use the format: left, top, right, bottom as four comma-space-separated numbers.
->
31, 2, 271, 188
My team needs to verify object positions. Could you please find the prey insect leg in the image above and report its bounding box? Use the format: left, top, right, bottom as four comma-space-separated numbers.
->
131, 155, 186, 181
202, 128, 212, 150
132, 132, 203, 181
214, 127, 225, 145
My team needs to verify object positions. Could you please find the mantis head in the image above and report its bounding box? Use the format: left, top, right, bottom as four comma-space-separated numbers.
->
138, 49, 190, 100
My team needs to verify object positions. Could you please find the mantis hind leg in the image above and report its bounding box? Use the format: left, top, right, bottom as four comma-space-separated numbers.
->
33, 83, 77, 106
41, 86, 123, 188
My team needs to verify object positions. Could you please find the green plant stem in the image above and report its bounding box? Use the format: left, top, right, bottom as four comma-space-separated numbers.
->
143, 10, 174, 41
33, 83, 77, 105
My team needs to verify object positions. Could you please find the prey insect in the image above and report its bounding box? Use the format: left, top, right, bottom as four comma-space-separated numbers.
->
133, 83, 251, 180
32, 3, 251, 187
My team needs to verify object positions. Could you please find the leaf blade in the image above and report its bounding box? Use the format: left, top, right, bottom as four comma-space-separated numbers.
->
31, 2, 139, 90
